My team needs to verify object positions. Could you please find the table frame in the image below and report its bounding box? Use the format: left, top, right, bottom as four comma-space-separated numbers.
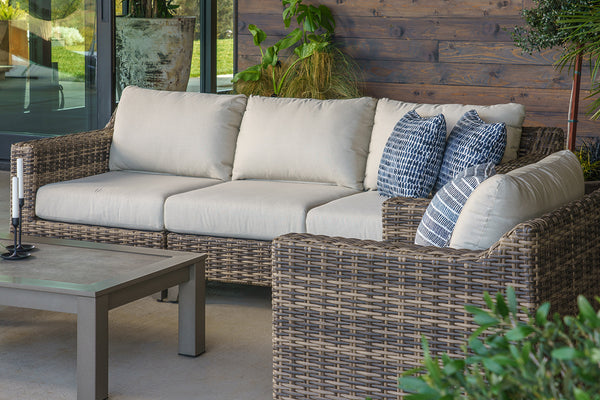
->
0, 237, 206, 400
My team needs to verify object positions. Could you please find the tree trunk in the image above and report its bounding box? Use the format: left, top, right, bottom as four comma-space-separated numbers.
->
568, 51, 583, 151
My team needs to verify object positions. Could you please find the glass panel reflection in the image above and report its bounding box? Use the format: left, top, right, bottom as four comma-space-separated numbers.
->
0, 0, 96, 135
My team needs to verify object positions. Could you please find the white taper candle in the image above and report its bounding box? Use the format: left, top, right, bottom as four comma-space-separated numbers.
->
16, 158, 24, 199
12, 177, 19, 219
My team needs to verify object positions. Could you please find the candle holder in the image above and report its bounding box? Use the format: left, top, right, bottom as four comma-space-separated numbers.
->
2, 217, 30, 260
6, 198, 35, 253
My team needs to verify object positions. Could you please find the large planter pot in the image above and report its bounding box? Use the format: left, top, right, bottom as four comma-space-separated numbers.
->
115, 16, 195, 94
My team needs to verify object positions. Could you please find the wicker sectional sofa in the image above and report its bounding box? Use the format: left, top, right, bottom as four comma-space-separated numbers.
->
11, 86, 565, 286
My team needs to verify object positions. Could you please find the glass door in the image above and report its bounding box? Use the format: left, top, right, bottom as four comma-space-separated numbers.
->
0, 0, 104, 160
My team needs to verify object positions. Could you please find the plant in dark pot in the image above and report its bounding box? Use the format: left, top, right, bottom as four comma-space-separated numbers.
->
116, 0, 195, 95
398, 287, 600, 400
233, 0, 361, 99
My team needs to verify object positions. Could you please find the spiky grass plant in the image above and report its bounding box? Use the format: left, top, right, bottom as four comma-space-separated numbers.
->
235, 47, 361, 99
281, 48, 361, 99
576, 138, 600, 181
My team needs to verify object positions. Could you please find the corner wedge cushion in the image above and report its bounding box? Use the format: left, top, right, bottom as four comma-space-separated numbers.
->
109, 86, 247, 180
449, 150, 584, 250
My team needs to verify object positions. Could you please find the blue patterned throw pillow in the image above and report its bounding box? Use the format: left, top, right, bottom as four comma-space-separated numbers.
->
415, 162, 496, 247
433, 110, 506, 193
377, 111, 447, 198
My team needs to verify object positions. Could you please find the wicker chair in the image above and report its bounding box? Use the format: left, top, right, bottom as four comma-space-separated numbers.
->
271, 184, 600, 400
11, 124, 564, 286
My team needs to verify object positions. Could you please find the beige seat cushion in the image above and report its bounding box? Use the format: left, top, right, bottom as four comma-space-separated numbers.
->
109, 86, 247, 180
364, 98, 526, 190
164, 180, 358, 241
449, 150, 584, 250
306, 191, 386, 240
232, 95, 376, 190
36, 171, 222, 231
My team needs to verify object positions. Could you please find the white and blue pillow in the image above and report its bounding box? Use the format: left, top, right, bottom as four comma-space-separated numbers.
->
433, 110, 506, 193
415, 162, 496, 247
377, 111, 447, 198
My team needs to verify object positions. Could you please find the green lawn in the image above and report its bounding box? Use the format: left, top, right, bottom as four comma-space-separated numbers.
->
52, 39, 234, 82
191, 38, 234, 77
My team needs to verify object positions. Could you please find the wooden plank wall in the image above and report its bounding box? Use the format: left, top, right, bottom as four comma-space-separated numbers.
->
237, 0, 600, 141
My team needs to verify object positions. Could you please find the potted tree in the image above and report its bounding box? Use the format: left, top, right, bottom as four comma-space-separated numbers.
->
512, 0, 596, 150
399, 287, 600, 399
116, 0, 195, 95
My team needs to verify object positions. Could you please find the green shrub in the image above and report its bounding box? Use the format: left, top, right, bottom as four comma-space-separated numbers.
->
399, 287, 600, 400
0, 0, 26, 20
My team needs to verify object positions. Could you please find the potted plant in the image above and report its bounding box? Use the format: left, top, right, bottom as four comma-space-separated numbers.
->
398, 287, 600, 399
233, 0, 361, 99
512, 0, 597, 150
115, 0, 195, 95
575, 138, 600, 194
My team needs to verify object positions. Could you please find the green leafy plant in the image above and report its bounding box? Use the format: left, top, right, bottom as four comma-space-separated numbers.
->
0, 0, 25, 20
233, 0, 360, 99
125, 0, 179, 18
399, 287, 600, 400
512, 0, 592, 54
513, 1, 600, 120
576, 138, 600, 181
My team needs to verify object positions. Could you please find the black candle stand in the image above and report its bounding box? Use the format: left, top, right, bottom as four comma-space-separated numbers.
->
2, 217, 30, 260
5, 198, 35, 253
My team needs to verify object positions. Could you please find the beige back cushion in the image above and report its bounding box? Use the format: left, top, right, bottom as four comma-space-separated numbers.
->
231, 95, 377, 190
363, 99, 526, 190
449, 150, 584, 250
109, 86, 247, 179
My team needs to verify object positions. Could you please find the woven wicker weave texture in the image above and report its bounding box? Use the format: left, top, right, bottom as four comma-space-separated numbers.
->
11, 126, 564, 285
272, 189, 600, 400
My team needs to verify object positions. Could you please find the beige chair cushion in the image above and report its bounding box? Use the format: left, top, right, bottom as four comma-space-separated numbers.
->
449, 150, 584, 250
364, 99, 526, 190
36, 171, 222, 231
164, 180, 357, 240
306, 191, 386, 240
231, 95, 377, 190
109, 86, 247, 180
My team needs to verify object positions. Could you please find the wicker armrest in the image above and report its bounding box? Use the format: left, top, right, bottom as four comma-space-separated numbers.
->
382, 197, 430, 241
10, 127, 114, 222
272, 233, 530, 400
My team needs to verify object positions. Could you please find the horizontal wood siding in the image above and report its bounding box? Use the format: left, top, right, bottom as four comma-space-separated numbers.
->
237, 0, 600, 142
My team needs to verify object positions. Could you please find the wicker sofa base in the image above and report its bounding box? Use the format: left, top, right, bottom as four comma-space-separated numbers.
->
21, 219, 166, 249
167, 233, 272, 286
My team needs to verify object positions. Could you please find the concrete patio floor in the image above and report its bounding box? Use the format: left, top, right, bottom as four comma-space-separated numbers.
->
0, 171, 273, 400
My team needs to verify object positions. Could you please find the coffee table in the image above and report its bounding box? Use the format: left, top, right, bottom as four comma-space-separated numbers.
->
0, 236, 206, 400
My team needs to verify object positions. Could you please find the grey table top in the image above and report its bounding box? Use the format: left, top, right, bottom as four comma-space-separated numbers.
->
0, 237, 205, 297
